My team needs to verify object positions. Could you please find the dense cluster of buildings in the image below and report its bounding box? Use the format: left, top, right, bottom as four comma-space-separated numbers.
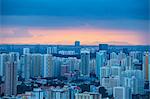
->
0, 42, 150, 99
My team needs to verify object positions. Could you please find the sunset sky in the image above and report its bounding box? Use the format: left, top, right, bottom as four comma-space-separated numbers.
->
0, 0, 149, 45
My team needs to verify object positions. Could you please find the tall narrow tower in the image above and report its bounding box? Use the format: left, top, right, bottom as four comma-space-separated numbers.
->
143, 52, 149, 81
96, 50, 107, 79
5, 61, 17, 96
81, 50, 90, 76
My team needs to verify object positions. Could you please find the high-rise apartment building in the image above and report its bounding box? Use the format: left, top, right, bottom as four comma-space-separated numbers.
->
143, 52, 149, 81
96, 50, 107, 79
43, 54, 53, 77
4, 61, 17, 96
0, 53, 9, 76
52, 57, 61, 77
21, 54, 32, 80
81, 50, 90, 76
31, 54, 42, 77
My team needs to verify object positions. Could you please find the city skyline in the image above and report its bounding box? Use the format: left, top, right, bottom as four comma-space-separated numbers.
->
0, 44, 149, 98
0, 0, 150, 98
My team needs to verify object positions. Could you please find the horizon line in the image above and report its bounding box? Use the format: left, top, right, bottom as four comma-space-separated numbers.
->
0, 43, 149, 46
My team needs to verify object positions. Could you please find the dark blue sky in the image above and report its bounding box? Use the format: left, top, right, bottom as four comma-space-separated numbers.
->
1, 0, 149, 29
1, 0, 149, 19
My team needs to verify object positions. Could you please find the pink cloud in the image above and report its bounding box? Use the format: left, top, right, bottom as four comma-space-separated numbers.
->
0, 27, 148, 45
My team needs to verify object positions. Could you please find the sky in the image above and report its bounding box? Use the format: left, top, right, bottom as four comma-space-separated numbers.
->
0, 0, 149, 45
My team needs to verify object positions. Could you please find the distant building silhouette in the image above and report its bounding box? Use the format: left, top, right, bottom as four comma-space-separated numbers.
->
75, 41, 81, 54
99, 44, 108, 51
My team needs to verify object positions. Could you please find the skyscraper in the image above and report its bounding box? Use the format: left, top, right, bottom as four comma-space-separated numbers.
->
43, 54, 53, 77
9, 52, 19, 62
47, 47, 52, 54
96, 50, 107, 79
21, 54, 32, 80
75, 41, 80, 47
80, 50, 90, 76
0, 53, 9, 76
31, 54, 42, 77
9, 52, 20, 73
4, 61, 17, 96
143, 52, 149, 81
75, 41, 80, 54
126, 56, 132, 70
67, 57, 78, 73
52, 57, 61, 77
122, 70, 144, 95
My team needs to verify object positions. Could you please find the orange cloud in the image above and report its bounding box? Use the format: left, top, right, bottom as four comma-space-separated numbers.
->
0, 28, 147, 45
